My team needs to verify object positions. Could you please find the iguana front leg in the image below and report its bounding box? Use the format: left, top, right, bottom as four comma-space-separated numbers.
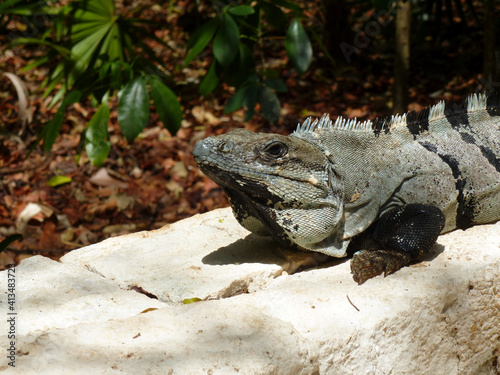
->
349, 204, 446, 284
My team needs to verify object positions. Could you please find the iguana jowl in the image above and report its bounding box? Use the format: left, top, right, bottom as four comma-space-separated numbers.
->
193, 93, 500, 284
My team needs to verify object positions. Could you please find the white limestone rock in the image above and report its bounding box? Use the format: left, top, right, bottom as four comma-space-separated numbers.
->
1, 208, 499, 374
5, 299, 318, 375
60, 208, 294, 303
1, 256, 167, 336
244, 220, 500, 374
0, 252, 317, 374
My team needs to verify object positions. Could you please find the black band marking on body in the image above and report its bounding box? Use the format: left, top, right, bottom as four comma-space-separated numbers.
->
406, 108, 430, 138
419, 141, 475, 229
486, 94, 500, 116
444, 98, 470, 129
372, 118, 390, 136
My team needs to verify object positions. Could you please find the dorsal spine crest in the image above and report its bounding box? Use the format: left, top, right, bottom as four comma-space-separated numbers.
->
293, 93, 493, 135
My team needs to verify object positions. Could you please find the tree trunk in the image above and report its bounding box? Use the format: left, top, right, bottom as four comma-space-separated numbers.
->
483, 0, 498, 82
393, 0, 411, 115
320, 0, 352, 61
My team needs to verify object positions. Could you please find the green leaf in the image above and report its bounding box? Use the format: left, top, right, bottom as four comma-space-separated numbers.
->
47, 175, 72, 187
183, 298, 202, 304
0, 0, 26, 13
99, 62, 111, 82
259, 86, 281, 123
199, 61, 220, 96
243, 84, 260, 121
42, 62, 65, 102
247, 74, 259, 84
85, 102, 111, 166
99, 23, 124, 62
148, 76, 182, 135
48, 85, 68, 109
20, 55, 51, 73
0, 234, 22, 253
43, 90, 81, 153
74, 0, 113, 19
228, 5, 255, 16
263, 79, 287, 92
75, 129, 86, 164
70, 22, 112, 67
213, 14, 239, 67
67, 0, 118, 88
185, 18, 219, 65
0, 0, 46, 16
12, 37, 71, 59
110, 62, 124, 89
118, 76, 150, 142
225, 85, 249, 114
285, 18, 312, 74
224, 43, 255, 87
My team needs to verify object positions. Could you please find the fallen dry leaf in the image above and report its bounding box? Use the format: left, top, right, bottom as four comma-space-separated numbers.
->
89, 168, 129, 189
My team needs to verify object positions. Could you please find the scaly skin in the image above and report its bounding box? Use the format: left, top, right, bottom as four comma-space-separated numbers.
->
194, 93, 500, 283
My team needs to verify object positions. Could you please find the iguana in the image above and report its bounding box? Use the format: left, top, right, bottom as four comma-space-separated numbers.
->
193, 93, 500, 284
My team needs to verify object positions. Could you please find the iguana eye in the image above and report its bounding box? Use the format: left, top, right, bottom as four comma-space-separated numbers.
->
217, 142, 231, 153
261, 141, 288, 159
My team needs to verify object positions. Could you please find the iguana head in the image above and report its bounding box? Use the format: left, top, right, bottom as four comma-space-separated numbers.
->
193, 128, 349, 257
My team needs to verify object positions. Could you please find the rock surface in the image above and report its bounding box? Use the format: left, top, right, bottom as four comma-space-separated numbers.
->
1, 207, 499, 374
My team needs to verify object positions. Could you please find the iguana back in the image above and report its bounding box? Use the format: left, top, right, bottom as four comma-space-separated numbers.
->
291, 93, 500, 239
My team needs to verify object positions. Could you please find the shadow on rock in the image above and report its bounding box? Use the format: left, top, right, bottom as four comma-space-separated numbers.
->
202, 234, 284, 266
202, 234, 348, 274
420, 243, 446, 262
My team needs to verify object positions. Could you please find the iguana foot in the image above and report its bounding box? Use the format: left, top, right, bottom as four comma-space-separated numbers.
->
351, 250, 412, 284
349, 204, 446, 284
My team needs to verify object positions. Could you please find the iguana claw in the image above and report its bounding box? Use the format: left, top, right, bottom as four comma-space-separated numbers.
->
351, 250, 412, 284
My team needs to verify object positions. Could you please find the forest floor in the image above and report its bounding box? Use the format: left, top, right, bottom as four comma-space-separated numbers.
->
0, 1, 494, 269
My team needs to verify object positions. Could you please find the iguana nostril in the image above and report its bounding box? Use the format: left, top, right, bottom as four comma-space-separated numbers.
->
193, 140, 211, 159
